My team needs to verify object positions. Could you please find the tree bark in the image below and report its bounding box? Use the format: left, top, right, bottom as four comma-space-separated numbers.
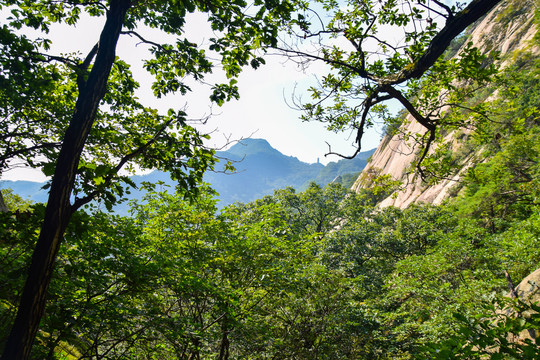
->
0, 1, 131, 359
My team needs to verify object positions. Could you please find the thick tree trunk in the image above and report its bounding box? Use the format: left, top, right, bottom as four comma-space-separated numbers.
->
0, 1, 131, 359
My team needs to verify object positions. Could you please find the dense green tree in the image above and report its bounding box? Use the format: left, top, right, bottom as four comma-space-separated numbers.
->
2, 176, 538, 359
0, 189, 33, 212
272, 182, 351, 237
0, 187, 310, 358
224, 184, 375, 359
200, 182, 539, 359
454, 54, 540, 230
495, 209, 540, 282
0, 206, 43, 352
0, 0, 296, 357
381, 219, 497, 356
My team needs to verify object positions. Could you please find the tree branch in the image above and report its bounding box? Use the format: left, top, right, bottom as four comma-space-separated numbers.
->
505, 270, 518, 299
71, 117, 176, 211
77, 43, 99, 92
416, 127, 437, 180
381, 85, 434, 131
32, 53, 78, 66
416, 2, 448, 19
388, 0, 503, 84
325, 91, 391, 159
0, 142, 61, 164
432, 0, 455, 18
121, 30, 162, 48
325, 141, 361, 159
275, 46, 371, 79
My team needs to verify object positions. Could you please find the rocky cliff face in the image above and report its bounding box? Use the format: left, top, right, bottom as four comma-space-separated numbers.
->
352, 0, 539, 208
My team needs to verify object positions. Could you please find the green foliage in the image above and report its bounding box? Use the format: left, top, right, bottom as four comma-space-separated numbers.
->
225, 183, 386, 359
427, 297, 540, 359
271, 182, 351, 238
0, 0, 298, 210
2, 172, 540, 359
355, 172, 402, 205
443, 33, 472, 61
0, 205, 43, 352
383, 220, 499, 349
450, 55, 540, 231
458, 132, 540, 230
0, 189, 33, 212
494, 209, 540, 282
1, 2, 300, 354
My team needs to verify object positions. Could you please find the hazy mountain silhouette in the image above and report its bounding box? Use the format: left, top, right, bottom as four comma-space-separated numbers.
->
1, 139, 375, 212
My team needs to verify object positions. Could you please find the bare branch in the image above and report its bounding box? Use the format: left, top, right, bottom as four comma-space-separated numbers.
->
325, 91, 392, 159
303, 29, 341, 39
415, 127, 437, 180
275, 46, 371, 79
0, 142, 61, 165
32, 53, 78, 66
325, 141, 361, 160
367, 34, 407, 54
307, 7, 326, 31
416, 2, 449, 19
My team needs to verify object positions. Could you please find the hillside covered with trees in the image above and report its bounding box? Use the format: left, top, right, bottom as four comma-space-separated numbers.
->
1, 0, 540, 359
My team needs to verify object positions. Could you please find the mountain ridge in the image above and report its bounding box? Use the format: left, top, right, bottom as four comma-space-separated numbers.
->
1, 138, 375, 211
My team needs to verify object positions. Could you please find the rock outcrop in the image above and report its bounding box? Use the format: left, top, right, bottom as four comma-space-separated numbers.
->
352, 0, 538, 208
514, 268, 540, 303
505, 268, 540, 345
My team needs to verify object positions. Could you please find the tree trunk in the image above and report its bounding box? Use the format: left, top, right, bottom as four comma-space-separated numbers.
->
218, 318, 230, 360
0, 1, 131, 359
0, 190, 8, 213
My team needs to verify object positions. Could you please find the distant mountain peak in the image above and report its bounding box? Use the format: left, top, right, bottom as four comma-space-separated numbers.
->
226, 138, 280, 157
3, 138, 375, 211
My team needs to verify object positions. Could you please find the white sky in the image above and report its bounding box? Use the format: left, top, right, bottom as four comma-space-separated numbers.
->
1, 7, 386, 182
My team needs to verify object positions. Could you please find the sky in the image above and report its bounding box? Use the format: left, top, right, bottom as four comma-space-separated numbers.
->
1, 6, 387, 182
